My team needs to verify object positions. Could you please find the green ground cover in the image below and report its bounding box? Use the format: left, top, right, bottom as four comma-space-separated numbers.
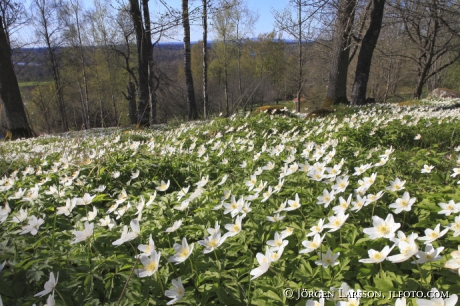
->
1, 99, 460, 305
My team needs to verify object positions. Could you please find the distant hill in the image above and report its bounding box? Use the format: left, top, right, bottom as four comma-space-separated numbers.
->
12, 39, 304, 84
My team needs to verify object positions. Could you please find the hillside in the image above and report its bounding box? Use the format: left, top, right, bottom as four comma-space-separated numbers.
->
1, 100, 460, 305
12, 42, 187, 84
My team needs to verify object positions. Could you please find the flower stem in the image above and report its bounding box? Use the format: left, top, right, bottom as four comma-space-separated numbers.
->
189, 257, 195, 275
55, 288, 68, 306
371, 202, 376, 222
214, 250, 220, 270
52, 207, 57, 256
413, 256, 428, 289
117, 257, 140, 306
156, 272, 165, 295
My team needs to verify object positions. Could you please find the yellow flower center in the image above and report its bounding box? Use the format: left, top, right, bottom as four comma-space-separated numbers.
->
377, 224, 390, 235
373, 253, 383, 260
179, 248, 189, 258
349, 300, 359, 306
401, 246, 412, 255
209, 239, 219, 247
146, 261, 157, 272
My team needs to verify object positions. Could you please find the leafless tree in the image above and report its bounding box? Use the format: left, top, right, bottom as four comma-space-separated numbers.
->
274, 0, 328, 112
325, 0, 357, 106
0, 0, 34, 138
33, 0, 69, 131
182, 0, 198, 120
350, 0, 386, 105
394, 0, 460, 99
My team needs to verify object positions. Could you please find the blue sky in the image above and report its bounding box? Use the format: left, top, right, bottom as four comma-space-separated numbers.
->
17, 0, 290, 44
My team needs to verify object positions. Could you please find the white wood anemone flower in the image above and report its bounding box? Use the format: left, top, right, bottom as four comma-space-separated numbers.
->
418, 224, 449, 244
412, 244, 444, 264
250, 248, 272, 280
34, 271, 59, 297
168, 237, 194, 264
136, 234, 156, 258
112, 219, 140, 246
156, 180, 170, 192
444, 246, 460, 276
363, 214, 400, 240
315, 249, 340, 268
20, 215, 45, 236
359, 245, 394, 264
135, 250, 161, 278
71, 222, 94, 244
165, 219, 183, 233
389, 192, 416, 214
165, 277, 185, 305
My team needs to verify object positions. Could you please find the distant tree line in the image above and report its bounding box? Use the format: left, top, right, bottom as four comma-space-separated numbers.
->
0, 0, 459, 137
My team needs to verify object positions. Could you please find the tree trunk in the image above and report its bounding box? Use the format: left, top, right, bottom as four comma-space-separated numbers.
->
236, 24, 243, 105
130, 0, 150, 127
72, 3, 91, 129
141, 0, 156, 125
413, 62, 432, 99
107, 63, 119, 126
35, 0, 68, 131
202, 0, 208, 119
48, 48, 68, 131
93, 64, 105, 127
224, 41, 229, 116
350, 0, 385, 106
0, 16, 34, 139
296, 1, 302, 113
412, 18, 438, 99
125, 81, 137, 125
325, 0, 356, 107
182, 0, 198, 120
